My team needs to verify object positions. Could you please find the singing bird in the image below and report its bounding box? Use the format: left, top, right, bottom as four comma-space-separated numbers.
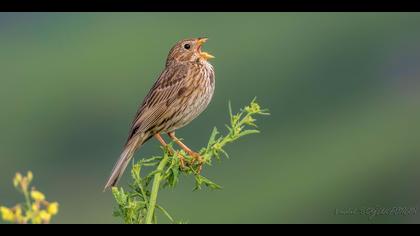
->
104, 38, 215, 190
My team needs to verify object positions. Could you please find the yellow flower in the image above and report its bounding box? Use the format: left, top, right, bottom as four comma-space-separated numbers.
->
243, 115, 256, 126
245, 102, 261, 114
14, 206, 24, 223
3, 171, 59, 224
39, 210, 51, 223
47, 202, 59, 215
31, 190, 45, 202
0, 206, 15, 222
13, 173, 23, 188
32, 203, 39, 212
32, 214, 42, 224
24, 210, 33, 221
27, 171, 33, 183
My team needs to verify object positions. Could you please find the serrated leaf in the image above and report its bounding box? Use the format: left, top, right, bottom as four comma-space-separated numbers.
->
142, 162, 159, 167
146, 169, 163, 179
194, 175, 222, 191
207, 127, 219, 149
219, 148, 230, 159
166, 167, 179, 188
238, 129, 260, 138
156, 204, 175, 223
228, 101, 233, 122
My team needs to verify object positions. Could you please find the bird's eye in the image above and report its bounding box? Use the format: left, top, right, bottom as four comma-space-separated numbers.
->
184, 44, 191, 50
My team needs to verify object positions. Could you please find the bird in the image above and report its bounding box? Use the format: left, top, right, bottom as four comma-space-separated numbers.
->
104, 37, 215, 190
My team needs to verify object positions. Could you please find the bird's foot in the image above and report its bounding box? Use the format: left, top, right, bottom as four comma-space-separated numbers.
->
187, 151, 203, 174
178, 153, 187, 170
163, 146, 186, 170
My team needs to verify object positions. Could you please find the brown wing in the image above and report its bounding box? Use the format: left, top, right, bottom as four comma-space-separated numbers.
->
126, 63, 190, 141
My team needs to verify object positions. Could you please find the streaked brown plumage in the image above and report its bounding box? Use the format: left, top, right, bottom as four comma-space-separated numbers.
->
104, 37, 215, 190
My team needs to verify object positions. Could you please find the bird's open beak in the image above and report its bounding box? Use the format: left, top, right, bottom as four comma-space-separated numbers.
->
197, 38, 215, 60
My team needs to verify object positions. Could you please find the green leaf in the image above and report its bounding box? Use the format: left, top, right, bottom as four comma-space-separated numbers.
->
238, 129, 260, 138
166, 167, 180, 188
112, 187, 127, 206
146, 169, 164, 179
194, 175, 222, 191
141, 162, 159, 167
207, 127, 219, 149
228, 100, 233, 122
156, 204, 175, 223
141, 156, 163, 163
219, 148, 230, 159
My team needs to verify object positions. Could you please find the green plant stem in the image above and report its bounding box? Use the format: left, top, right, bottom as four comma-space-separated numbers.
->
23, 189, 31, 211
145, 154, 170, 224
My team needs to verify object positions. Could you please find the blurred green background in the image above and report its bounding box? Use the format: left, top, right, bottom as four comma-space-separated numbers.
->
1, 13, 420, 224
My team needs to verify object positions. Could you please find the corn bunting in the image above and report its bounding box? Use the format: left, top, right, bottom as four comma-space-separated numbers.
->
104, 37, 215, 190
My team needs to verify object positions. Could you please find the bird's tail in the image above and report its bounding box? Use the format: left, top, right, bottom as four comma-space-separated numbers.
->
104, 134, 145, 191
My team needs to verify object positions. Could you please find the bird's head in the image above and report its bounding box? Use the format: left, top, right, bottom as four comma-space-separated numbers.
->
166, 37, 215, 64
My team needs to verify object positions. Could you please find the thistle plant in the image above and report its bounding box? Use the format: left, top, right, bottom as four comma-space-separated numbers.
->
112, 98, 269, 224
0, 172, 59, 224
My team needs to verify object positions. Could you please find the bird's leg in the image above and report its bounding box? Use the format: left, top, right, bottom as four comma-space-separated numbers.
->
167, 132, 203, 173
154, 133, 185, 168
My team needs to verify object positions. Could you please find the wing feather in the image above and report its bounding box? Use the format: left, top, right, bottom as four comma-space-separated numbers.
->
127, 63, 190, 140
